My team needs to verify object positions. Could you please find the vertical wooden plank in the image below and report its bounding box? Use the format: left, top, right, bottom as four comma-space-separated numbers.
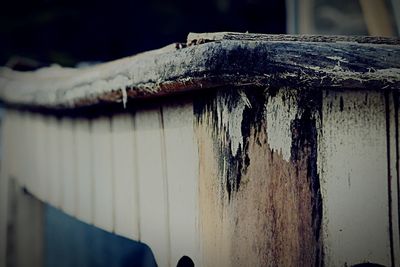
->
34, 114, 48, 202
17, 112, 30, 187
194, 88, 323, 266
135, 108, 170, 267
111, 113, 139, 240
162, 103, 200, 266
29, 114, 39, 198
60, 118, 76, 216
47, 117, 62, 208
75, 119, 93, 224
319, 90, 391, 266
0, 109, 11, 267
25, 113, 39, 196
92, 117, 114, 232
391, 92, 400, 266
7, 111, 18, 181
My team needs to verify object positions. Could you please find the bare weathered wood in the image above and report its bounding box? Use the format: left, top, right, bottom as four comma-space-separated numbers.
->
187, 31, 400, 44
0, 33, 399, 110
194, 87, 323, 266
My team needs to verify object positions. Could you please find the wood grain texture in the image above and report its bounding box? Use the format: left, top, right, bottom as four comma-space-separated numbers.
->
111, 113, 139, 240
162, 102, 200, 267
135, 107, 170, 267
194, 87, 323, 266
0, 33, 399, 109
318, 90, 391, 266
187, 32, 400, 44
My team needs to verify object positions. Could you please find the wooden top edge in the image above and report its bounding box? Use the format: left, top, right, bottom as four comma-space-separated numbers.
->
187, 32, 400, 45
1, 32, 400, 110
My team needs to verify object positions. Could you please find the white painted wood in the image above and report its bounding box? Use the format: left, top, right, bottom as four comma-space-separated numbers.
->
29, 114, 40, 198
92, 117, 114, 232
24, 113, 35, 189
135, 108, 170, 267
60, 118, 76, 216
17, 112, 29, 187
34, 115, 48, 202
6, 111, 18, 181
162, 103, 200, 267
265, 89, 298, 161
47, 117, 62, 208
318, 91, 391, 266
111, 114, 139, 240
6, 111, 15, 182
75, 119, 93, 224
25, 113, 38, 195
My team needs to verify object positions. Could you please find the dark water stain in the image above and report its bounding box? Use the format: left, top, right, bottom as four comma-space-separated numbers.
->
195, 86, 325, 266
290, 89, 324, 267
44, 205, 157, 267
340, 96, 344, 111
194, 86, 267, 200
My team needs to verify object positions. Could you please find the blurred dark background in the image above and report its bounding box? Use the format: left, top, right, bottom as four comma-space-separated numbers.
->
0, 0, 286, 69
2, 0, 397, 70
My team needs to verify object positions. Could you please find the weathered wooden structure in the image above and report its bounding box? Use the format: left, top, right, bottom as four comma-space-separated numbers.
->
0, 32, 400, 267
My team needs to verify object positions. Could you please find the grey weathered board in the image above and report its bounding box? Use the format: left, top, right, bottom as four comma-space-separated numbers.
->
0, 33, 399, 109
0, 32, 400, 267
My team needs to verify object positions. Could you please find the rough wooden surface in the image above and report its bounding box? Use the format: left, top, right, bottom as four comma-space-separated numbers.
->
0, 32, 399, 110
2, 87, 400, 266
187, 32, 400, 45
194, 87, 323, 266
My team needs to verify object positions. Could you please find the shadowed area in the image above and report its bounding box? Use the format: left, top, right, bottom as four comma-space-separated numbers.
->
44, 205, 157, 267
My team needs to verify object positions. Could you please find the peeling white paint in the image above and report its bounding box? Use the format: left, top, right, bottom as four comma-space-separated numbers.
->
265, 89, 298, 161
216, 89, 251, 156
